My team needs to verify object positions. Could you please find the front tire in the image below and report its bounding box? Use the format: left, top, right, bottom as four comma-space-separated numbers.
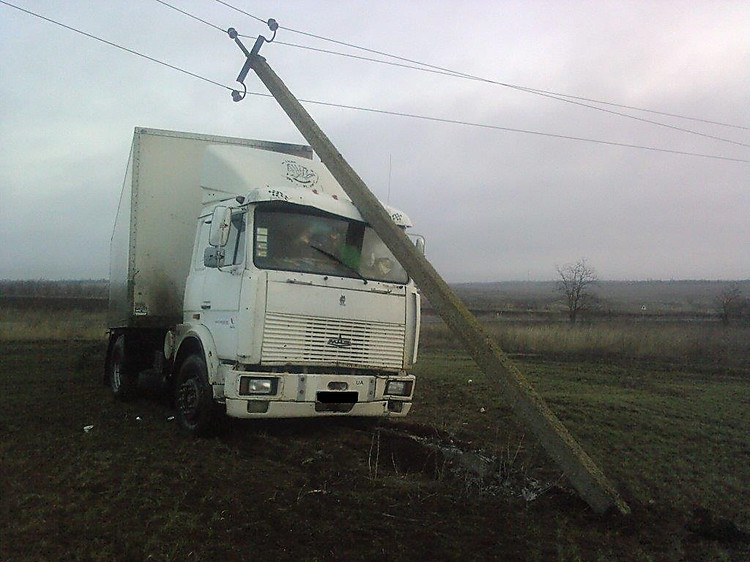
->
175, 354, 217, 436
108, 335, 138, 401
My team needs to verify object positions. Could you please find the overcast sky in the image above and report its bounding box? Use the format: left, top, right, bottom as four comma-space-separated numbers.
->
1, 0, 748, 282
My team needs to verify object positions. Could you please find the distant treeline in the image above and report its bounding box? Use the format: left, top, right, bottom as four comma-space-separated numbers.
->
0, 279, 108, 299
434, 279, 750, 320
2, 278, 748, 320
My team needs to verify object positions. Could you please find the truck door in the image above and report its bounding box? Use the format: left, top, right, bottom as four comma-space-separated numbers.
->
200, 210, 246, 359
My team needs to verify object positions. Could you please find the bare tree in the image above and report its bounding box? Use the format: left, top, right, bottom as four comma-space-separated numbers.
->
715, 283, 745, 326
556, 259, 598, 324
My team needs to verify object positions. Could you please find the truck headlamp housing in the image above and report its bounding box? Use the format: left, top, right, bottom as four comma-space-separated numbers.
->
385, 380, 413, 397
239, 377, 278, 396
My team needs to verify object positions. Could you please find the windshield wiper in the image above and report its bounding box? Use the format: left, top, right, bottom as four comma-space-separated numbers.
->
310, 245, 367, 284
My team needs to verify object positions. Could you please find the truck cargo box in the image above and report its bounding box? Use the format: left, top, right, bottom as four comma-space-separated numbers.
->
108, 127, 312, 328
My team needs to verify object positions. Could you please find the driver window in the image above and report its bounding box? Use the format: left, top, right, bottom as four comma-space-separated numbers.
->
224, 212, 246, 266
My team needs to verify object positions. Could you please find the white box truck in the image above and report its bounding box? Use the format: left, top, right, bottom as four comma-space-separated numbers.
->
107, 128, 422, 434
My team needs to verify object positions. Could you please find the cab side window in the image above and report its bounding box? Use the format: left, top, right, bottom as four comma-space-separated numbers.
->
225, 212, 246, 266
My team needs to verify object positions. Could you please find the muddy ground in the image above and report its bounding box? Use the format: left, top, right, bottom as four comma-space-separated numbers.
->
1, 340, 747, 561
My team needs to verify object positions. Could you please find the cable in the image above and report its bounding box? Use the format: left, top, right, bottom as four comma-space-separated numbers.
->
212, 0, 749, 133
189, 0, 750, 151
213, 0, 266, 25
0, 0, 232, 92
269, 38, 749, 149
500, 86, 750, 149
287, 25, 750, 133
165, 0, 747, 147
1, 0, 747, 165
519, 88, 750, 132
293, 98, 750, 163
153, 0, 224, 33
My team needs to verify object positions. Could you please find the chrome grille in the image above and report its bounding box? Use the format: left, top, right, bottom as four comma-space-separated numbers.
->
262, 312, 405, 369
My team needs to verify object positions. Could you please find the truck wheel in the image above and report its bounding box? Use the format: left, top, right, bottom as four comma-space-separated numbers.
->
108, 335, 138, 401
175, 354, 216, 436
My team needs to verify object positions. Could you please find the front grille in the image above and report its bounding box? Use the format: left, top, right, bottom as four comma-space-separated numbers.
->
262, 312, 405, 370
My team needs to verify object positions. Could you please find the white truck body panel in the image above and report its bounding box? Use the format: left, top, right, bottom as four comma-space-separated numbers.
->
108, 128, 312, 328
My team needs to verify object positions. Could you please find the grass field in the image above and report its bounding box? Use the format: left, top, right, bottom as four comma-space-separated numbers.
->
1, 283, 749, 560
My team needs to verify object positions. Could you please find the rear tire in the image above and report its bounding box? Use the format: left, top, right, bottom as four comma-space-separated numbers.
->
108, 335, 138, 401
175, 354, 217, 437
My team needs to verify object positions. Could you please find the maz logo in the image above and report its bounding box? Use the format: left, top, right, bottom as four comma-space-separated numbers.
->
327, 335, 352, 349
283, 160, 319, 187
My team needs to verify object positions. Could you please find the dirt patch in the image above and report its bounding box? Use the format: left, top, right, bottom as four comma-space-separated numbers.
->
370, 425, 563, 502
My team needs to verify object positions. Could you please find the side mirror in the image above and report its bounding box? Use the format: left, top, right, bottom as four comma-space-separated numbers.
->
209, 206, 232, 247
204, 247, 225, 268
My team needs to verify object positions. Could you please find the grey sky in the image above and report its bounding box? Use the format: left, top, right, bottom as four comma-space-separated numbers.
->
1, 0, 748, 282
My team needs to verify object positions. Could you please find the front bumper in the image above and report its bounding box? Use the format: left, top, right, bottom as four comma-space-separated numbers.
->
226, 398, 412, 418
222, 371, 414, 419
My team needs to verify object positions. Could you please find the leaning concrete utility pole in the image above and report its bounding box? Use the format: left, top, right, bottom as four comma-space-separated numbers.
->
228, 27, 629, 516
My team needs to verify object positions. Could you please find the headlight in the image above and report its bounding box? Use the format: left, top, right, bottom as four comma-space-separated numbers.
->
239, 377, 278, 395
385, 380, 413, 397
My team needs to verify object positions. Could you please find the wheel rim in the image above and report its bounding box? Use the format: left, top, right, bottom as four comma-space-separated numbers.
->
177, 377, 201, 425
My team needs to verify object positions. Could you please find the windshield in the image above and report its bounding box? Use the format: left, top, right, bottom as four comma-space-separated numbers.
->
253, 205, 408, 284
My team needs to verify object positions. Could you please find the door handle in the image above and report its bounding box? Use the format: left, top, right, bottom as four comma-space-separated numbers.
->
201, 302, 211, 310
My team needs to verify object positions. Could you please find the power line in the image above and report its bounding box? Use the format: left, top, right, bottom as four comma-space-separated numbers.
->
164, 0, 748, 147
503, 86, 750, 149
248, 90, 750, 162
1, 1, 747, 165
518, 88, 750, 132
212, 0, 749, 133
153, 0, 224, 33
0, 0, 232, 92
286, 25, 750, 133
268, 38, 749, 149
213, 0, 266, 25
293, 98, 750, 163
156, 1, 750, 156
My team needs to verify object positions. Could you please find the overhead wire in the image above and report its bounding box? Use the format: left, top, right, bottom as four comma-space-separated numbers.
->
513, 88, 750, 132
267, 37, 750, 148
0, 0, 232, 92
153, 0, 224, 33
213, 38, 750, 144
160, 2, 750, 150
212, 0, 266, 25
0, 0, 747, 164
212, 0, 749, 134
293, 98, 750, 163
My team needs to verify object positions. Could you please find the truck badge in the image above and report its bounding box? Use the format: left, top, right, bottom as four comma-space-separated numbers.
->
283, 160, 319, 187
327, 335, 352, 348
339, 295, 346, 306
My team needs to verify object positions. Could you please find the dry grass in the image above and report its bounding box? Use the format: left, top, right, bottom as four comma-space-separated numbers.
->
420, 320, 750, 370
0, 279, 107, 298
4, 295, 749, 372
0, 307, 107, 341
